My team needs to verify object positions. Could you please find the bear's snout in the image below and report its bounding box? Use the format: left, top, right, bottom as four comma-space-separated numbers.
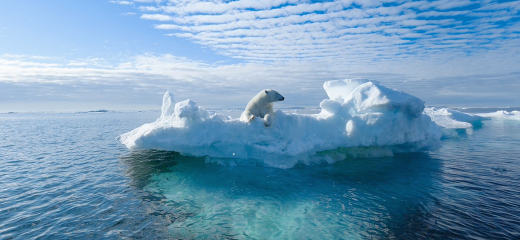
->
280, 97, 285, 101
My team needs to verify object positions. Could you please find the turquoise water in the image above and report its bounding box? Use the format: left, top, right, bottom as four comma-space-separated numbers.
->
1, 111, 519, 239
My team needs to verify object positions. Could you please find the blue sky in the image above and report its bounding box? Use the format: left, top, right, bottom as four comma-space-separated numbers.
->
1, 0, 519, 112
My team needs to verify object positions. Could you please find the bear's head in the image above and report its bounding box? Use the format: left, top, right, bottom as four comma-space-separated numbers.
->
264, 89, 285, 102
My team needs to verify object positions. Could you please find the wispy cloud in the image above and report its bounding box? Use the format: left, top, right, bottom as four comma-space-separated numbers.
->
126, 0, 520, 64
141, 14, 174, 21
110, 0, 134, 5
3, 0, 519, 111
1, 46, 519, 111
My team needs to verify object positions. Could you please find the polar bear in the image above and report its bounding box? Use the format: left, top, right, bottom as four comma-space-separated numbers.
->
240, 89, 285, 127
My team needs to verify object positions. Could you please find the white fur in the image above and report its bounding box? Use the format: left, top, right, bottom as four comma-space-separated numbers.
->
240, 89, 285, 127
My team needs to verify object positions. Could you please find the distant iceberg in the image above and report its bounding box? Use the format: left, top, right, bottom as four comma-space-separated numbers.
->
423, 107, 520, 138
476, 110, 520, 120
119, 79, 442, 167
423, 107, 485, 138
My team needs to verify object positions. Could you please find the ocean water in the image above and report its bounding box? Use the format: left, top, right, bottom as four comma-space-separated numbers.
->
1, 111, 519, 239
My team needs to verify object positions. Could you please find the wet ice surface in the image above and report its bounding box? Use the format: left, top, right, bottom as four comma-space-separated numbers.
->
1, 110, 520, 239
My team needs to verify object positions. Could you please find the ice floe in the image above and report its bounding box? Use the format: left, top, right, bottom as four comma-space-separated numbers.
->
119, 79, 442, 167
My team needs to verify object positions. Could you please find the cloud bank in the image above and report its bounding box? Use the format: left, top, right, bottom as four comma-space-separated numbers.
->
1, 49, 519, 112
133, 0, 520, 64
1, 0, 519, 111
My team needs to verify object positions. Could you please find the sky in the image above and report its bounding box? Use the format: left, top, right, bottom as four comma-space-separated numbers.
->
1, 0, 519, 112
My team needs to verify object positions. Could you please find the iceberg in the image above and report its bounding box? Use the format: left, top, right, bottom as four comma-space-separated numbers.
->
119, 79, 441, 167
476, 110, 520, 120
423, 107, 485, 138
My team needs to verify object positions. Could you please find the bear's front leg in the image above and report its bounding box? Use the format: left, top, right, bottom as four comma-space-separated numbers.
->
240, 111, 255, 122
264, 113, 273, 127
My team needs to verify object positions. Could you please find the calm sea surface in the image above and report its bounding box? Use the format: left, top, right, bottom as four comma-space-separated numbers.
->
1, 111, 519, 239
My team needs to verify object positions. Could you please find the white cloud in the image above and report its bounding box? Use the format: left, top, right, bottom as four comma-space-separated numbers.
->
120, 0, 520, 64
429, 0, 473, 10
138, 6, 161, 12
1, 44, 519, 111
2, 0, 520, 111
110, 0, 134, 5
134, 0, 163, 3
417, 10, 470, 17
141, 14, 174, 21
476, 1, 520, 11
160, 0, 302, 15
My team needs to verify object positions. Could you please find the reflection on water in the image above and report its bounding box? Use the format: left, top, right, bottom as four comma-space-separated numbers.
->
120, 150, 181, 189
120, 149, 443, 239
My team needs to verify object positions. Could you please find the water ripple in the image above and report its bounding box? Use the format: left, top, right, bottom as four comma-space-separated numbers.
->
1, 113, 520, 239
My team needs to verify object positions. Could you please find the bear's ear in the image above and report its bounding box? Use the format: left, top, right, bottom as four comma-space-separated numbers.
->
264, 90, 268, 94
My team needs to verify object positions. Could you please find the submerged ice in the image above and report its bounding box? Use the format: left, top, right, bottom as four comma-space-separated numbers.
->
119, 79, 442, 167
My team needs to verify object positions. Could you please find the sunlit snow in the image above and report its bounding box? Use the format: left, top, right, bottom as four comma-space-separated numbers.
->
119, 79, 444, 167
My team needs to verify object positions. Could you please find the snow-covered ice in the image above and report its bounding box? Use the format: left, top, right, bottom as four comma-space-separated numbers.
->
423, 108, 484, 129
423, 107, 520, 138
423, 107, 485, 137
119, 79, 441, 167
476, 110, 520, 120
